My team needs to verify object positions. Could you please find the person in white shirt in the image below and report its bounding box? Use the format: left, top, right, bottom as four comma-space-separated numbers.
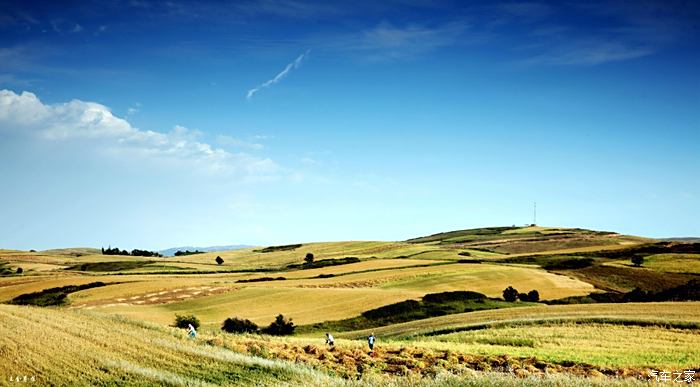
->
325, 332, 334, 349
187, 323, 197, 338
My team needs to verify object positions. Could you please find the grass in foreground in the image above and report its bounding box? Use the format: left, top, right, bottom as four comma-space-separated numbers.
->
414, 322, 700, 368
0, 304, 657, 386
339, 302, 700, 340
0, 304, 337, 386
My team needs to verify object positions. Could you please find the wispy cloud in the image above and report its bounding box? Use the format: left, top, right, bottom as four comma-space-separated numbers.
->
0, 90, 277, 176
127, 102, 141, 115
308, 21, 476, 61
498, 1, 694, 66
521, 38, 654, 66
216, 134, 264, 150
246, 50, 310, 99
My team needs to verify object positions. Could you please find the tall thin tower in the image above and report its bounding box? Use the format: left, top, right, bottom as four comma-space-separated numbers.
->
533, 202, 537, 226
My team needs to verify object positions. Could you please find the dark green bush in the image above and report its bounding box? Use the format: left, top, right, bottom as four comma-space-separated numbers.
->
527, 290, 540, 302
262, 314, 295, 336
631, 256, 644, 267
503, 286, 518, 302
174, 314, 200, 330
9, 282, 106, 306
222, 317, 258, 333
286, 257, 360, 270
422, 291, 486, 304
542, 258, 594, 270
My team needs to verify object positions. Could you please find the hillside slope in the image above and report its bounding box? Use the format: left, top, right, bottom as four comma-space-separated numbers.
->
0, 304, 337, 386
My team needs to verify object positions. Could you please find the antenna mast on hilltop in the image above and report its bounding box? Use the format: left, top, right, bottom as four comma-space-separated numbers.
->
533, 202, 537, 226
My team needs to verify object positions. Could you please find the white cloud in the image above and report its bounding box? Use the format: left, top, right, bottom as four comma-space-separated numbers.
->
246, 50, 310, 99
0, 89, 277, 176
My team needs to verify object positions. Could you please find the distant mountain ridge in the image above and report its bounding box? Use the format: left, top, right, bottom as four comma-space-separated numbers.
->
158, 245, 253, 257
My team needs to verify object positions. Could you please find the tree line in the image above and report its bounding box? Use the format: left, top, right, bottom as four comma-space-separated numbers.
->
102, 246, 162, 257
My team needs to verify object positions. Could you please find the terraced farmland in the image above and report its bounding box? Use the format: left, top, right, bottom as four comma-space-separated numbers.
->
1, 226, 698, 385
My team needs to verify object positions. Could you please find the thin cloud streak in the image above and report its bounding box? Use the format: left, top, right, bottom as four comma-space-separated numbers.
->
246, 50, 310, 99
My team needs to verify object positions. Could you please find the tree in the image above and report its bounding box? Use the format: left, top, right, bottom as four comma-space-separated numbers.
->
503, 286, 518, 302
631, 256, 644, 267
527, 289, 540, 302
304, 253, 314, 265
16, 267, 23, 274
262, 314, 295, 336
215, 256, 224, 265
517, 292, 529, 301
174, 314, 200, 330
222, 317, 258, 333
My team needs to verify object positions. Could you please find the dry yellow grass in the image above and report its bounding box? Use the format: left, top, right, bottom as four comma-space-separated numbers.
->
604, 254, 700, 274
0, 304, 652, 386
281, 258, 445, 279
0, 275, 123, 302
162, 241, 457, 270
0, 304, 338, 386
91, 286, 426, 327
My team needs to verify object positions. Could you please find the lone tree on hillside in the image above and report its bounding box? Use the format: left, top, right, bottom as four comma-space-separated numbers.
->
304, 253, 314, 265
16, 267, 23, 274
503, 286, 519, 302
215, 256, 224, 265
631, 256, 644, 267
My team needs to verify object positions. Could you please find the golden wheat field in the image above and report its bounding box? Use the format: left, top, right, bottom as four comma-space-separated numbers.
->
1, 227, 699, 385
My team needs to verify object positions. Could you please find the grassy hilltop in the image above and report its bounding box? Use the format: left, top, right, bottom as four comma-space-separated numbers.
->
1, 225, 698, 385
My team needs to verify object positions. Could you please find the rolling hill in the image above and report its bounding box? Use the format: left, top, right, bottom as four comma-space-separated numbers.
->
1, 225, 698, 385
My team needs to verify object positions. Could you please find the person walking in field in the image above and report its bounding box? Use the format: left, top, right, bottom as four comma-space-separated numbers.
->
187, 323, 197, 338
325, 333, 334, 349
367, 333, 375, 353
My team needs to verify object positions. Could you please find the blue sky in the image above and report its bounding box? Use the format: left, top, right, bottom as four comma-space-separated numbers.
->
1, 0, 698, 250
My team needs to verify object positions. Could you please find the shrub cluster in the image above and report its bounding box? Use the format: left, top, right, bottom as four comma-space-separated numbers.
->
222, 317, 258, 333
102, 246, 162, 257
287, 257, 360, 270
547, 279, 700, 305
174, 250, 205, 256
503, 286, 539, 302
219, 314, 295, 336
254, 244, 303, 253
262, 314, 295, 336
